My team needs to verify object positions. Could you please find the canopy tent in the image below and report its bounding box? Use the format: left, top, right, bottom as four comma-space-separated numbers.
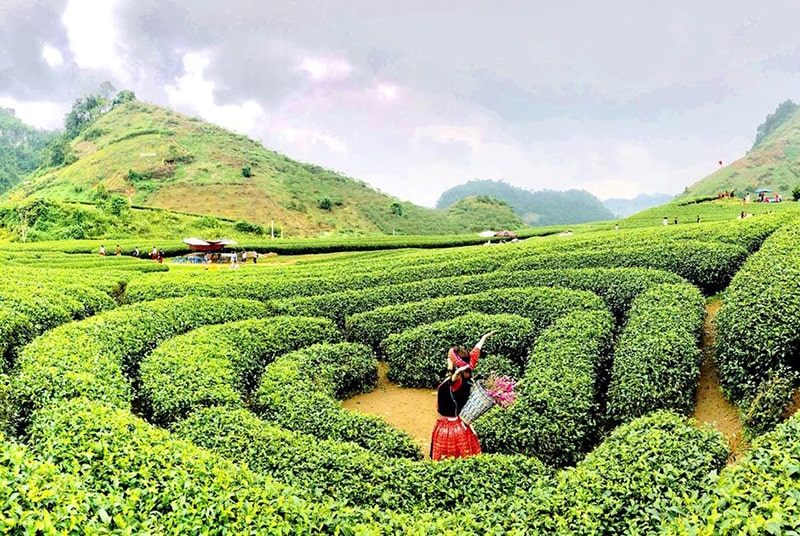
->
753, 188, 773, 193
182, 238, 237, 252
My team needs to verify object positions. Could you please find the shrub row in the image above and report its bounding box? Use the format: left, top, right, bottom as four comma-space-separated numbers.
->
503, 240, 747, 294
138, 316, 341, 426
476, 309, 614, 467
606, 283, 706, 424
124, 253, 505, 303
9, 297, 271, 435
346, 286, 605, 353
381, 312, 537, 388
715, 223, 800, 404
25, 398, 375, 534
253, 343, 422, 459
275, 267, 683, 328
0, 280, 117, 372
174, 405, 553, 513
665, 411, 800, 535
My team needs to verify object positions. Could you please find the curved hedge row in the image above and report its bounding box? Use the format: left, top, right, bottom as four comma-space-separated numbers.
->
381, 312, 537, 388
253, 343, 422, 459
606, 283, 706, 424
139, 316, 341, 426
502, 240, 747, 294
124, 253, 504, 304
9, 297, 272, 435
665, 411, 800, 534
25, 398, 373, 534
0, 280, 117, 372
476, 308, 614, 467
715, 223, 800, 404
276, 267, 682, 329
173, 405, 553, 513
539, 411, 728, 535
346, 286, 604, 353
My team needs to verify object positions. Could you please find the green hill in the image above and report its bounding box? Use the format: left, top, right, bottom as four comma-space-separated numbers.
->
678, 101, 800, 201
436, 179, 616, 225
0, 107, 56, 194
2, 100, 523, 238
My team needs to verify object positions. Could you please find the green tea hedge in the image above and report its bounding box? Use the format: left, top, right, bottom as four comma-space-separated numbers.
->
381, 312, 537, 388
346, 286, 604, 353
254, 343, 421, 459
139, 316, 341, 426
606, 283, 705, 424
476, 308, 614, 466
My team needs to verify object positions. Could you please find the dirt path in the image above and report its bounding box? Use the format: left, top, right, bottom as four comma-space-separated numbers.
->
342, 362, 439, 458
344, 300, 747, 461
692, 300, 746, 460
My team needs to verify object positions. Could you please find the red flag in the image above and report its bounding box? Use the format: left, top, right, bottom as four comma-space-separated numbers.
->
718, 160, 723, 166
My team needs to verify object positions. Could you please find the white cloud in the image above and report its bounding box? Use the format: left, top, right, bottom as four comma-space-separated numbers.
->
297, 57, 353, 81
277, 127, 348, 154
0, 97, 67, 130
41, 44, 64, 67
62, 0, 127, 81
413, 124, 482, 151
165, 51, 266, 135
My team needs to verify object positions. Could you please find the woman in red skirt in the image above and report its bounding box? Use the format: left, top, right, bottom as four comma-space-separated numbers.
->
430, 331, 495, 460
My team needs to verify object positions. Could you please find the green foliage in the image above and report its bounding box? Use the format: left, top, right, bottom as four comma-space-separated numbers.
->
254, 343, 422, 459
753, 99, 799, 150
606, 283, 706, 424
666, 412, 800, 534
233, 219, 264, 234
716, 224, 800, 403
139, 316, 341, 426
740, 367, 800, 439
381, 312, 537, 388
477, 309, 614, 466
241, 166, 251, 177
0, 107, 56, 194
174, 406, 553, 513
793, 185, 800, 201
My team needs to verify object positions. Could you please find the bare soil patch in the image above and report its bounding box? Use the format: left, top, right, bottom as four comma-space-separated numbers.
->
692, 300, 746, 461
342, 362, 438, 458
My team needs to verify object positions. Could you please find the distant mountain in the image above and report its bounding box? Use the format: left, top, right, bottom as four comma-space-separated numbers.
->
0, 108, 57, 194
436, 179, 615, 226
678, 100, 800, 201
2, 100, 521, 237
603, 193, 673, 218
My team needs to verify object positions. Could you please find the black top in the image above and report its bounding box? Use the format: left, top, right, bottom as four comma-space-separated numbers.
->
437, 377, 473, 417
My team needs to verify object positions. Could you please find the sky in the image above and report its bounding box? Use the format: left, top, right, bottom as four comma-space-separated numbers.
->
2, 1, 800, 207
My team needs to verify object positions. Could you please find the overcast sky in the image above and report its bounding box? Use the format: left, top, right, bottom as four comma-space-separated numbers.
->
2, 1, 800, 206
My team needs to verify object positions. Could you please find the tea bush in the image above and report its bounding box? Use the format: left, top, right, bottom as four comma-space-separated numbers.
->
139, 316, 341, 426
381, 312, 537, 388
476, 308, 614, 466
606, 283, 705, 424
254, 343, 422, 459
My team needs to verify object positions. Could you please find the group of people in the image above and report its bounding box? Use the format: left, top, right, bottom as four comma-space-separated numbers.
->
98, 244, 123, 256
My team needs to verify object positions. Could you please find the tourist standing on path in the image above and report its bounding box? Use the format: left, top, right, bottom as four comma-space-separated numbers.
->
430, 330, 496, 460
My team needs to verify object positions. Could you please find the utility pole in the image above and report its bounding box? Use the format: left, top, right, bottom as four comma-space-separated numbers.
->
271, 220, 274, 239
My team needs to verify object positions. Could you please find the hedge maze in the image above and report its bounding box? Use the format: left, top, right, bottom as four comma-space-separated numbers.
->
2, 212, 800, 533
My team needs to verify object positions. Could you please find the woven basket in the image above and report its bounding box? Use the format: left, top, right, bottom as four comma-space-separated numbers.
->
459, 381, 496, 425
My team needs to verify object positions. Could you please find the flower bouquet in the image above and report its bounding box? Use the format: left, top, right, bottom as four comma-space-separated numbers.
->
459, 373, 518, 425
482, 373, 519, 408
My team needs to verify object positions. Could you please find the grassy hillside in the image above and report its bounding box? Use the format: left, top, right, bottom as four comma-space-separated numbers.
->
678, 106, 800, 201
3, 101, 522, 238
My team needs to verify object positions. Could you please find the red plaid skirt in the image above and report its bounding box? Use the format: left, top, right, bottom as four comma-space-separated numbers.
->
430, 416, 481, 460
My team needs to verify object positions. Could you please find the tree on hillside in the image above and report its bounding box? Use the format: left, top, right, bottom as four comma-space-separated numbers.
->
63, 83, 137, 139
752, 99, 799, 150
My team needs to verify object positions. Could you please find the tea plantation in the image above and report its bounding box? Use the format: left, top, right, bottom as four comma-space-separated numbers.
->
1, 209, 799, 534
